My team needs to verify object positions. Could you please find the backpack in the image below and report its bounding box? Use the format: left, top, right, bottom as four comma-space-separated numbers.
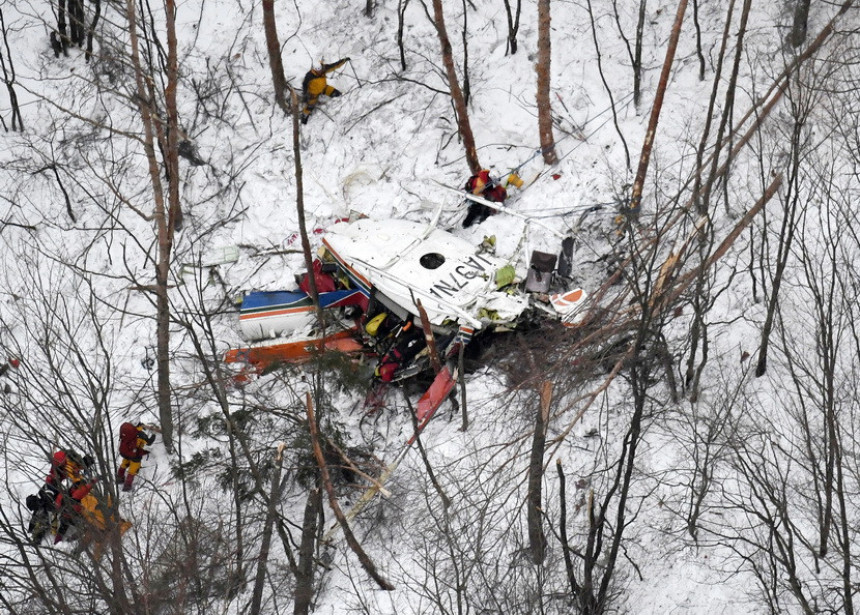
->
119, 422, 140, 458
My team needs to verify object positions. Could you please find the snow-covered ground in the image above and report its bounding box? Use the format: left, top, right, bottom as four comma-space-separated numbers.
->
2, 0, 859, 613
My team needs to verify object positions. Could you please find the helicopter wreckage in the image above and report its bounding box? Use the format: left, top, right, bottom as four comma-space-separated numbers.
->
224, 216, 588, 425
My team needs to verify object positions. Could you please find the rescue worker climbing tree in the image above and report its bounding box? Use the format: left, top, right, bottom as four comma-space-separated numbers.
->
301, 58, 350, 124
117, 422, 156, 492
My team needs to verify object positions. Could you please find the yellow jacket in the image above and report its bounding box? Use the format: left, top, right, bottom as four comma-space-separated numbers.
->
302, 58, 349, 99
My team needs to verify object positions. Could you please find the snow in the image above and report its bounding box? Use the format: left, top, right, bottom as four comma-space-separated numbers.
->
1, 0, 858, 613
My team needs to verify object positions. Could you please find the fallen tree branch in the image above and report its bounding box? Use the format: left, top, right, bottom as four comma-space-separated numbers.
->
306, 392, 394, 591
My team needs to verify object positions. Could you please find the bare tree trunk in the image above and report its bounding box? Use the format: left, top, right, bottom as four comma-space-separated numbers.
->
634, 0, 648, 106
85, 0, 101, 63
294, 488, 321, 615
305, 393, 394, 591
460, 0, 471, 105
289, 87, 325, 326
430, 0, 482, 175
628, 0, 688, 215
556, 461, 583, 596
790, 0, 811, 47
160, 0, 182, 452
397, 0, 411, 71
263, 0, 290, 114
685, 0, 748, 398
250, 445, 287, 615
125, 0, 180, 452
527, 381, 552, 563
699, 0, 751, 216
609, 0, 646, 112
755, 124, 804, 377
588, 0, 631, 170
0, 9, 24, 132
691, 0, 705, 79
58, 0, 69, 48
691, 0, 737, 216
365, 0, 375, 18
536, 0, 558, 165
416, 300, 442, 374
501, 0, 521, 54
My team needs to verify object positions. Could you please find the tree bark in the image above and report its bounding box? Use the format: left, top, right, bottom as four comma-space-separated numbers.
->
305, 393, 394, 591
85, 0, 101, 63
430, 0, 482, 175
527, 381, 552, 563
263, 0, 290, 114
691, 0, 705, 80
790, 0, 811, 47
536, 0, 558, 165
397, 0, 411, 71
416, 300, 442, 374
0, 8, 24, 132
502, 0, 521, 55
250, 445, 287, 615
125, 0, 180, 452
628, 0, 688, 215
289, 87, 325, 327
294, 488, 321, 615
634, 0, 648, 104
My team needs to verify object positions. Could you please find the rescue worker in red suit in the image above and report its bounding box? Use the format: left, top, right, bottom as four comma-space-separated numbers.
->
45, 450, 73, 496
29, 450, 93, 543
462, 170, 523, 228
26, 452, 74, 544
117, 422, 156, 492
54, 477, 98, 543
45, 450, 89, 497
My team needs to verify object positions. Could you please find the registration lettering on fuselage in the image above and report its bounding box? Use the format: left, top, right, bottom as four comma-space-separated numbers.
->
428, 254, 495, 298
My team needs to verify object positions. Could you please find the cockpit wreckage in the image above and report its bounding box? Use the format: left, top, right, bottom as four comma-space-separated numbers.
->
225, 216, 588, 429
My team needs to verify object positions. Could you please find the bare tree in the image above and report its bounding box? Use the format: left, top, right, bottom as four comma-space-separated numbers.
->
430, 0, 482, 175
790, 0, 812, 47
124, 0, 184, 451
263, 0, 290, 114
0, 8, 24, 132
536, 0, 558, 165
628, 0, 688, 216
611, 0, 649, 108
587, 0, 631, 170
501, 0, 522, 54
754, 81, 812, 378
526, 381, 551, 563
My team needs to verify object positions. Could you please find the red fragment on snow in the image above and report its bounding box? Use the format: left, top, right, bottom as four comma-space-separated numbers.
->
8, 358, 19, 368
552, 173, 562, 180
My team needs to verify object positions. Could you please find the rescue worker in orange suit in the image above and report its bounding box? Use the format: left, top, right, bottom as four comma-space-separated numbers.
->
45, 450, 74, 496
117, 422, 156, 492
45, 450, 91, 497
301, 57, 350, 124
29, 450, 93, 543
54, 477, 98, 544
462, 169, 523, 228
